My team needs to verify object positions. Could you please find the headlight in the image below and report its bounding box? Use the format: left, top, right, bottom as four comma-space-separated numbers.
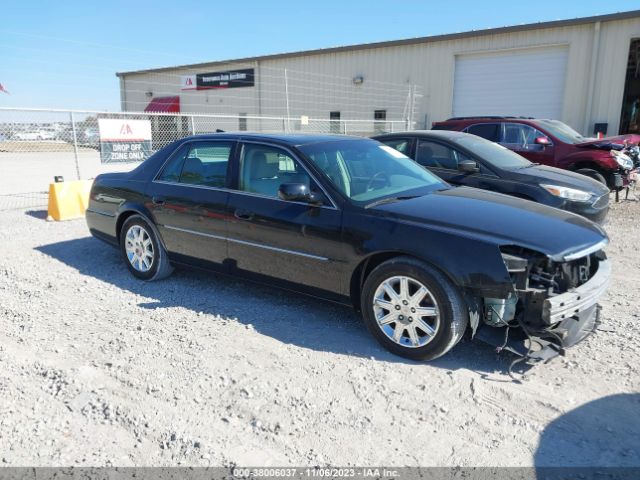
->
610, 150, 634, 169
540, 184, 593, 202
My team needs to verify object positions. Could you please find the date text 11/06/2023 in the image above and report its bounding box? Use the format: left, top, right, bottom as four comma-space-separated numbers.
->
231, 468, 399, 478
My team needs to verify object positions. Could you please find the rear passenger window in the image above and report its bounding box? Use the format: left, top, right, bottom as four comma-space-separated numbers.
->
157, 142, 233, 187
466, 124, 500, 142
180, 143, 233, 187
157, 144, 189, 182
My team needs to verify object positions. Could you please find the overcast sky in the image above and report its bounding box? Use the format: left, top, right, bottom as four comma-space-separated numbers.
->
1, 0, 638, 111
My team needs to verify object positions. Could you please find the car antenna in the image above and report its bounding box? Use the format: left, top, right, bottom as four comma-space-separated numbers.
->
215, 129, 225, 133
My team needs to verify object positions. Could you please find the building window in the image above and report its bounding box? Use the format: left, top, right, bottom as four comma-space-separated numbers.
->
374, 109, 387, 133
329, 111, 341, 134
239, 113, 247, 131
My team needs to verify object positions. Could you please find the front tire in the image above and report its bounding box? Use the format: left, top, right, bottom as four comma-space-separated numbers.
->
120, 215, 173, 281
361, 257, 468, 361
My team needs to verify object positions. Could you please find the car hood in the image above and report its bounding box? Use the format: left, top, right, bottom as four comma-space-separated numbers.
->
575, 134, 640, 149
372, 186, 608, 261
506, 164, 610, 196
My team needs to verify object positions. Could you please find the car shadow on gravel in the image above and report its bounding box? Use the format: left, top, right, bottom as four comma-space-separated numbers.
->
37, 236, 523, 375
534, 393, 640, 469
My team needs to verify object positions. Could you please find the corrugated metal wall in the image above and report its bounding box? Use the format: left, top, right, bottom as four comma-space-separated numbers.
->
121, 16, 640, 135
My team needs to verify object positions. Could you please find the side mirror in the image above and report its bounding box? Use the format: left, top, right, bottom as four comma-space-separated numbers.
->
458, 160, 480, 174
278, 183, 322, 205
534, 136, 551, 146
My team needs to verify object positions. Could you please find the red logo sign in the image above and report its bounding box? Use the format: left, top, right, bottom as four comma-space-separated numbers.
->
120, 124, 133, 135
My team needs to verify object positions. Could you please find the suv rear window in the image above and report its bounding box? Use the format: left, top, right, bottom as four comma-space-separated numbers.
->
466, 124, 500, 142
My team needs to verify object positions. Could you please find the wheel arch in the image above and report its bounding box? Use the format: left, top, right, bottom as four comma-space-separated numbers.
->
115, 203, 165, 249
568, 161, 612, 188
568, 160, 607, 175
349, 251, 463, 312
115, 210, 138, 242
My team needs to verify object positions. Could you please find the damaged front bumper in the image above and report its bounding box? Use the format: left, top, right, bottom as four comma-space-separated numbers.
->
543, 259, 610, 326
476, 257, 611, 362
476, 304, 602, 362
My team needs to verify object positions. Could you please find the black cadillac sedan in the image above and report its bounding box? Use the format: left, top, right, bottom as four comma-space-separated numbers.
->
87, 133, 610, 362
373, 131, 610, 224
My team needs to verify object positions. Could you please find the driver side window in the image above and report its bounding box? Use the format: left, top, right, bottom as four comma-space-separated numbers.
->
523, 127, 552, 150
501, 123, 552, 151
238, 143, 325, 202
501, 124, 530, 146
380, 138, 411, 155
416, 140, 470, 171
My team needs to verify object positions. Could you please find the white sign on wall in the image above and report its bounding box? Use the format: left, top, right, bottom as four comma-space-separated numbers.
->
181, 75, 197, 90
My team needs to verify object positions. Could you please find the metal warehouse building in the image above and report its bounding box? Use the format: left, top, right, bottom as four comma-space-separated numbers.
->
117, 10, 640, 136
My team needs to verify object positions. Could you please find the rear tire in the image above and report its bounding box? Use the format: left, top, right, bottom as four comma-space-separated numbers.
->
120, 215, 173, 281
576, 168, 607, 186
361, 256, 468, 361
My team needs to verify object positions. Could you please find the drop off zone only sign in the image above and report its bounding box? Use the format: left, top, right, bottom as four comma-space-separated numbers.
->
98, 119, 152, 163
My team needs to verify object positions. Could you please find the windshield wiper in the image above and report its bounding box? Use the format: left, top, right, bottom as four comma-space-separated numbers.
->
364, 195, 420, 209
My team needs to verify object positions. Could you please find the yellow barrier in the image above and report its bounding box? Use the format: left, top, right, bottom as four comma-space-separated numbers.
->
47, 180, 92, 221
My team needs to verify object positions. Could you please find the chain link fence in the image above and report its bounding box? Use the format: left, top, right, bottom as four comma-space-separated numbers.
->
0, 107, 415, 211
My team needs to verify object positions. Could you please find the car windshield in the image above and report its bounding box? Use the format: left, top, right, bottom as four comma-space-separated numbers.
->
451, 134, 532, 169
299, 139, 447, 204
533, 119, 587, 144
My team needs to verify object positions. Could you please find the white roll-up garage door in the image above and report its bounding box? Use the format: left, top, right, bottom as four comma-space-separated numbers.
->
452, 46, 568, 119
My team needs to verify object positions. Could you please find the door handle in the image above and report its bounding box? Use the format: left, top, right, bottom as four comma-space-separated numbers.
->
152, 196, 165, 206
234, 209, 254, 221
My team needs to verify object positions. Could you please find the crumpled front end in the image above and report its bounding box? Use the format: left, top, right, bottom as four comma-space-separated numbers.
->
475, 244, 611, 362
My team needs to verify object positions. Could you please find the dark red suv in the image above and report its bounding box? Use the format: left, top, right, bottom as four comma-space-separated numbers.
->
432, 116, 638, 190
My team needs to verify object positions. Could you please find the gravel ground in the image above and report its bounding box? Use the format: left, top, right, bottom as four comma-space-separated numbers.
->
0, 197, 638, 467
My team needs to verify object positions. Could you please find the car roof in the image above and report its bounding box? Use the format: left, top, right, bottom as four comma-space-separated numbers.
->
178, 132, 365, 147
373, 130, 470, 141
445, 116, 535, 121
437, 117, 554, 124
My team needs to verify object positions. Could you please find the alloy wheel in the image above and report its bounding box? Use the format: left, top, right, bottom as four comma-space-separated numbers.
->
372, 275, 440, 348
124, 225, 155, 272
